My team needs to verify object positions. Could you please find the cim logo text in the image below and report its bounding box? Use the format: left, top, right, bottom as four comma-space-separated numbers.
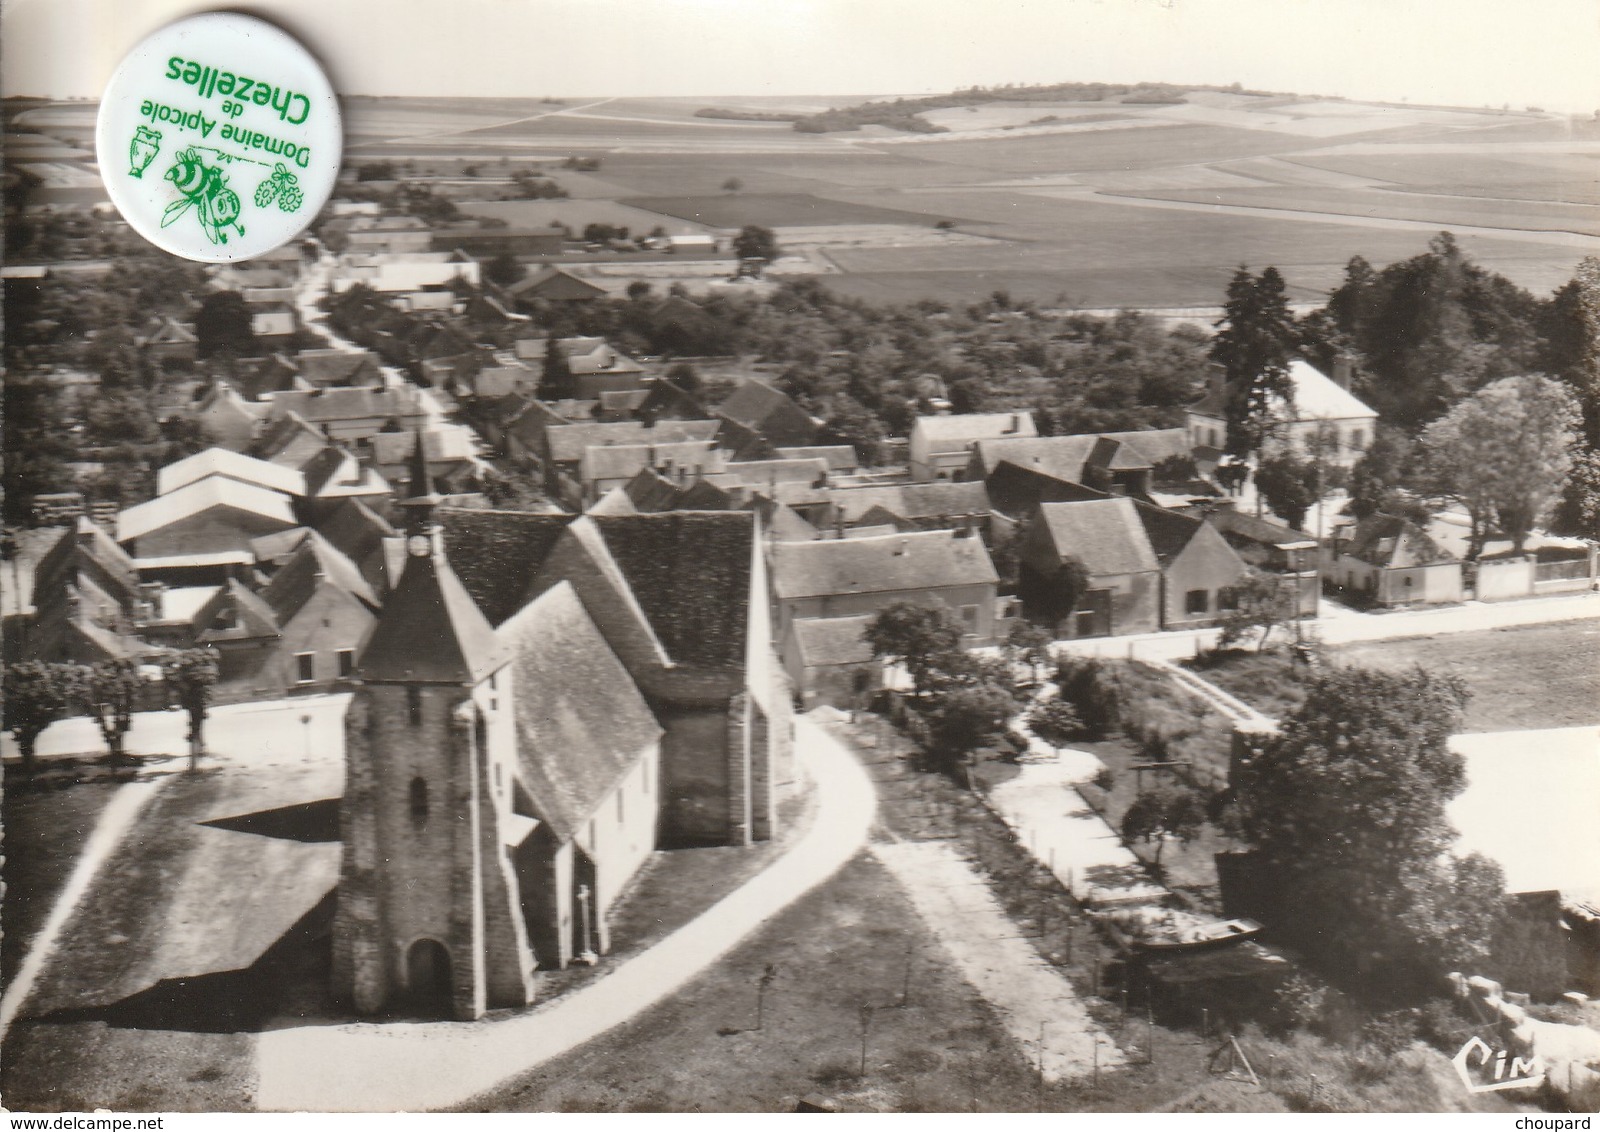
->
1453, 1035, 1546, 1094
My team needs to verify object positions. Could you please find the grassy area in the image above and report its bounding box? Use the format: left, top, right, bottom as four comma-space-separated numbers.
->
1330, 620, 1600, 731
1185, 647, 1310, 721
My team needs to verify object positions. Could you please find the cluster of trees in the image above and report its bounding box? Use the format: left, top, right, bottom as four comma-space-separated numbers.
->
1215, 238, 1600, 548
3, 650, 219, 773
1226, 665, 1508, 994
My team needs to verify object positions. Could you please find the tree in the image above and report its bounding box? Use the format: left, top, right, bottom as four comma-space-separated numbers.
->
1027, 698, 1083, 753
865, 602, 964, 699
3, 661, 75, 774
626, 280, 653, 301
1347, 425, 1416, 520
1232, 665, 1502, 989
485, 252, 525, 288
1551, 445, 1600, 540
2, 376, 76, 525
538, 335, 576, 401
721, 177, 744, 193
1005, 619, 1054, 686
1210, 266, 1296, 456
194, 291, 257, 358
163, 650, 219, 769
1421, 373, 1579, 556
1119, 785, 1205, 872
921, 681, 1015, 782
1253, 450, 1321, 530
1215, 570, 1297, 653
733, 225, 780, 265
1054, 655, 1120, 737
73, 658, 147, 766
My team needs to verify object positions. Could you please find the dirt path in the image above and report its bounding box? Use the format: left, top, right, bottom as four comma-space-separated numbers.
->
871, 840, 1122, 1082
252, 713, 875, 1111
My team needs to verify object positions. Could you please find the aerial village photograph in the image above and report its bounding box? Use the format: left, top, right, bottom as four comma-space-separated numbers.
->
1, 0, 1598, 1121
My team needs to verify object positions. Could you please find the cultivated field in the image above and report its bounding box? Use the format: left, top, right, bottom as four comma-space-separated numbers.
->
10, 89, 1595, 308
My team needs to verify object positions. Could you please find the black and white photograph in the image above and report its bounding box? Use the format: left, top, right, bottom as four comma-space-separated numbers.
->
1, 0, 1598, 1118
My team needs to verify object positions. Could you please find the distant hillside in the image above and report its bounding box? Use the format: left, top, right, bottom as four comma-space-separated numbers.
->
784, 81, 1284, 133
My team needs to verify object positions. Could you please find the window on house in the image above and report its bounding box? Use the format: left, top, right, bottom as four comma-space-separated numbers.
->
1404, 575, 1414, 587
407, 686, 422, 727
409, 776, 429, 825
295, 652, 315, 684
337, 649, 355, 678
1350, 430, 1366, 451
959, 605, 979, 634
1185, 590, 1209, 615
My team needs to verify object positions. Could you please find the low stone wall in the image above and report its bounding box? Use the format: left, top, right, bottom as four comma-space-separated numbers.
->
1447, 972, 1538, 1060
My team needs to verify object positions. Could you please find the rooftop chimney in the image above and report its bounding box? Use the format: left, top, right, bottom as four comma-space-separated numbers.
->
893, 539, 908, 557
1005, 413, 1020, 435
1332, 353, 1354, 391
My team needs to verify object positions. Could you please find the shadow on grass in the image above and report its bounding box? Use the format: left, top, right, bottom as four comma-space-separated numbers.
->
201, 798, 340, 843
32, 891, 335, 1034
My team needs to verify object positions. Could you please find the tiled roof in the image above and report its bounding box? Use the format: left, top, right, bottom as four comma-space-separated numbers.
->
194, 578, 281, 643
621, 468, 684, 513
827, 481, 991, 524
116, 477, 297, 544
254, 411, 326, 463
1096, 429, 1192, 468
580, 439, 723, 485
985, 460, 1110, 517
713, 415, 776, 461
771, 529, 997, 601
157, 447, 306, 498
259, 531, 380, 624
368, 426, 479, 468
545, 419, 719, 465
501, 583, 662, 843
314, 498, 397, 573
587, 486, 639, 515
356, 537, 510, 684
1035, 498, 1160, 577
776, 446, 858, 470
438, 509, 577, 626
268, 385, 428, 425
1204, 507, 1317, 551
913, 411, 1038, 448
723, 457, 830, 487
718, 380, 818, 443
1343, 513, 1455, 568
591, 512, 754, 669
1132, 500, 1205, 565
793, 614, 876, 668
32, 519, 141, 611
972, 435, 1103, 483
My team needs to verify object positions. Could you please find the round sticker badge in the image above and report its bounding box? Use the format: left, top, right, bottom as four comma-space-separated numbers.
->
95, 13, 340, 262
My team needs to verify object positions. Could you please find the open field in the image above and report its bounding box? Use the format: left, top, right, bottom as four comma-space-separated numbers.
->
1329, 619, 1600, 732
10, 90, 1592, 308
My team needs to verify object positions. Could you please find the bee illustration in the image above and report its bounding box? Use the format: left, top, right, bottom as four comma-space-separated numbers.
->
161, 148, 246, 246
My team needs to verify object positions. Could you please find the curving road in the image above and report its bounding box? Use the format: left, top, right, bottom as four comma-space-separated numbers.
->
253, 712, 877, 1112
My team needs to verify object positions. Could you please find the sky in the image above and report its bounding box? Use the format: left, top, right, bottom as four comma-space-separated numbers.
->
4, 0, 1598, 112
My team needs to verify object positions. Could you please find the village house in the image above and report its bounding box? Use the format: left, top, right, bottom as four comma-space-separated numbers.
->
780, 613, 880, 712
330, 251, 481, 294
135, 315, 199, 366
1323, 512, 1464, 606
251, 304, 298, 348
1198, 506, 1320, 617
506, 266, 608, 305
267, 385, 435, 444
116, 476, 298, 574
25, 518, 146, 664
1132, 500, 1249, 630
156, 447, 306, 500
542, 418, 722, 505
717, 379, 821, 450
255, 411, 333, 472
437, 228, 566, 258
770, 528, 1002, 647
984, 459, 1112, 521
578, 439, 727, 506
515, 336, 648, 399
294, 348, 386, 389
1186, 357, 1377, 466
365, 426, 487, 496
910, 411, 1038, 482
1019, 498, 1161, 638
233, 355, 308, 402
969, 428, 1192, 498
823, 480, 994, 536
193, 380, 266, 451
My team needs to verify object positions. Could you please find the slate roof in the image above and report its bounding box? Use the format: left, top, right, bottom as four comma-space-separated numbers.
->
793, 614, 876, 668
580, 440, 723, 485
356, 536, 511, 684
771, 529, 997, 601
116, 478, 297, 544
1035, 498, 1160, 577
500, 583, 662, 843
157, 447, 306, 498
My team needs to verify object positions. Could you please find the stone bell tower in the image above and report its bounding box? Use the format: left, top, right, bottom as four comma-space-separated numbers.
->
331, 432, 535, 1019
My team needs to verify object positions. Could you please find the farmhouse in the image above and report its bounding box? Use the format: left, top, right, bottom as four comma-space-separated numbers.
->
1132, 500, 1248, 630
782, 613, 880, 711
910, 411, 1037, 482
1323, 512, 1463, 607
1186, 358, 1377, 466
1020, 498, 1161, 638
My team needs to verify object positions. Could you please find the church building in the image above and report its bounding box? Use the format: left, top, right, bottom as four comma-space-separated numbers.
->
333, 438, 789, 1019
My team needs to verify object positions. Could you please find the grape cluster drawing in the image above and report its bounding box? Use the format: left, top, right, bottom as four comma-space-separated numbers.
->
255, 164, 305, 212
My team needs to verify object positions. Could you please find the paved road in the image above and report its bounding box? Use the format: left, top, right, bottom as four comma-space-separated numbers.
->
253, 712, 877, 1112
1057, 591, 1600, 663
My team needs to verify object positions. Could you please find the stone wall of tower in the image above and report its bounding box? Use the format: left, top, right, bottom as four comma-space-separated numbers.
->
332, 681, 504, 1019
